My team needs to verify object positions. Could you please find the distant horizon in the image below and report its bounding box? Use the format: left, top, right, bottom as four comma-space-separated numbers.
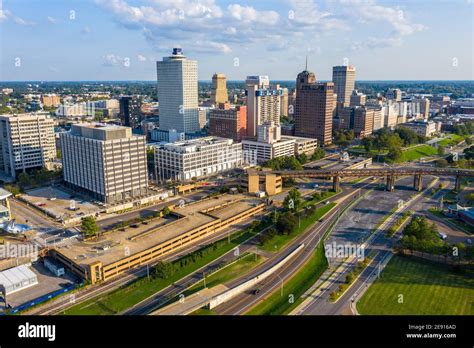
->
1, 79, 473, 83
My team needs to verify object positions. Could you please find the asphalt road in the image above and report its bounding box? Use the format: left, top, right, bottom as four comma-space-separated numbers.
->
210, 181, 377, 315
295, 176, 439, 315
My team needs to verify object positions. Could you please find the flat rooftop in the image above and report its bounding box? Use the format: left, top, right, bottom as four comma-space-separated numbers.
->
57, 194, 262, 267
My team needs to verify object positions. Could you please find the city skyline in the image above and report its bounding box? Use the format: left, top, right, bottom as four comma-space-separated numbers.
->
1, 0, 473, 81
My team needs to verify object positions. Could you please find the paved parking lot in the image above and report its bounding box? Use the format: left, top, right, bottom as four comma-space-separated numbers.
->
20, 186, 101, 222
327, 176, 434, 246
4, 261, 78, 309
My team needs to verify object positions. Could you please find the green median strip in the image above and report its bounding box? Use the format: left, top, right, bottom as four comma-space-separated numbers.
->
261, 203, 337, 252
62, 222, 270, 315
246, 242, 328, 315
160, 252, 264, 310
329, 252, 375, 302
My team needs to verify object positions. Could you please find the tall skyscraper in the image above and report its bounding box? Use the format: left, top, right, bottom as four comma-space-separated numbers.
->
119, 96, 142, 128
294, 70, 334, 145
210, 73, 228, 105
157, 48, 199, 133
332, 65, 356, 107
245, 76, 282, 138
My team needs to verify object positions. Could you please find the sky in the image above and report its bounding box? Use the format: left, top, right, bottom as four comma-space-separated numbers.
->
0, 0, 473, 81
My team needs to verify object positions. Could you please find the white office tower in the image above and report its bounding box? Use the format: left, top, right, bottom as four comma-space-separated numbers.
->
0, 113, 56, 179
154, 137, 243, 182
157, 48, 199, 133
61, 124, 148, 204
257, 122, 281, 144
246, 76, 282, 138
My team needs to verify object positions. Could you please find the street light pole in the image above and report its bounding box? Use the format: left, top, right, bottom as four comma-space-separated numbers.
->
203, 272, 206, 288
276, 274, 284, 297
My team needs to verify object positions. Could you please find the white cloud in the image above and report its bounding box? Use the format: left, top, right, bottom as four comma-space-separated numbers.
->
337, 0, 426, 48
227, 4, 279, 25
102, 54, 131, 67
47, 16, 56, 24
137, 54, 147, 61
82, 25, 91, 34
0, 10, 36, 25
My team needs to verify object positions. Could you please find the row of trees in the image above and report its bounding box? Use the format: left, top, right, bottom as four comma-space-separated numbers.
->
263, 148, 326, 171
399, 216, 473, 259
361, 127, 428, 163
453, 121, 474, 137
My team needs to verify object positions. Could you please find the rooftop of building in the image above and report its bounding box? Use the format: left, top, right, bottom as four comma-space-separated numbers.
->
156, 136, 235, 152
0, 188, 12, 200
57, 194, 262, 267
0, 112, 52, 120
68, 123, 139, 141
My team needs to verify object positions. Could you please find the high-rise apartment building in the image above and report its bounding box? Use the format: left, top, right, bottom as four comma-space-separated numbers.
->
61, 124, 148, 204
294, 70, 334, 145
157, 48, 199, 133
154, 137, 242, 182
209, 105, 247, 141
210, 73, 228, 105
0, 113, 56, 179
332, 66, 356, 107
245, 76, 282, 138
354, 107, 375, 138
119, 96, 142, 128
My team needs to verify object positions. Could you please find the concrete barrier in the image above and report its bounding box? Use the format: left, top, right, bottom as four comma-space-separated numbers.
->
208, 243, 305, 309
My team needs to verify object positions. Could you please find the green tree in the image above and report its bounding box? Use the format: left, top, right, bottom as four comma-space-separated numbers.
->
437, 146, 445, 156
283, 188, 302, 211
153, 261, 175, 279
81, 216, 99, 237
162, 206, 171, 216
276, 212, 297, 235
311, 148, 326, 161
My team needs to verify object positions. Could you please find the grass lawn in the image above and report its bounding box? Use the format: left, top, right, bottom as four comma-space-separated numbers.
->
301, 191, 336, 208
178, 252, 264, 299
261, 202, 336, 252
246, 243, 328, 315
437, 134, 464, 147
62, 227, 261, 315
357, 255, 474, 315
401, 144, 437, 162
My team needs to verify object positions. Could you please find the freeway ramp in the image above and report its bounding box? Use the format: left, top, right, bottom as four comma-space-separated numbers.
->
150, 284, 229, 315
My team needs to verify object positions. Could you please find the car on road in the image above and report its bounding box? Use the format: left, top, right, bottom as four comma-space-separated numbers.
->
438, 232, 447, 240
252, 288, 260, 295
466, 239, 472, 245
324, 201, 330, 205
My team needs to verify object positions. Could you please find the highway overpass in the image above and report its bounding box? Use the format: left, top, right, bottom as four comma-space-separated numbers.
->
255, 167, 474, 192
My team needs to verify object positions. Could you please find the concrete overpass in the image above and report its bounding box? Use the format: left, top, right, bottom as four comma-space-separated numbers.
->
256, 167, 474, 192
